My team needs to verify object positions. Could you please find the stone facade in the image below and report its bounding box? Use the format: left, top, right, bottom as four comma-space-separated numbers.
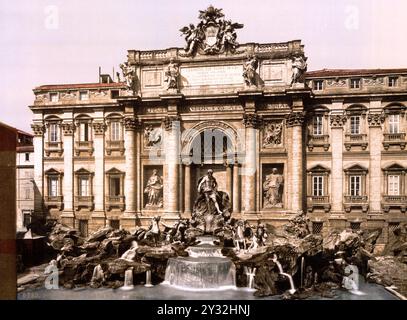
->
29, 7, 407, 245
16, 130, 34, 232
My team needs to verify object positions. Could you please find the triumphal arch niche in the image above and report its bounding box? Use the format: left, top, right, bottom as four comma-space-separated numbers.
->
120, 5, 309, 226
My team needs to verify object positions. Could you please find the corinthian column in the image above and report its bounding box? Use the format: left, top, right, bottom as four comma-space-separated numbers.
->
163, 116, 181, 216
31, 123, 45, 221
184, 163, 191, 215
61, 121, 75, 227
91, 120, 106, 229
330, 109, 346, 213
232, 161, 241, 213
124, 116, 137, 216
286, 111, 305, 213
242, 113, 261, 214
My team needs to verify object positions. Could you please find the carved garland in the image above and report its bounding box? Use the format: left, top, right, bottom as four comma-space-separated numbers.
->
286, 112, 305, 127
124, 117, 140, 131
243, 113, 262, 128
92, 121, 107, 135
31, 124, 45, 136
329, 114, 347, 127
163, 115, 181, 131
61, 122, 75, 135
367, 113, 385, 127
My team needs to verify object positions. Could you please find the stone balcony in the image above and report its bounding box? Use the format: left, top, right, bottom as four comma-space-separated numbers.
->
45, 141, 63, 157
344, 134, 368, 151
344, 195, 369, 213
106, 140, 125, 156
307, 134, 330, 151
383, 132, 406, 150
44, 195, 63, 210
382, 195, 407, 213
74, 141, 94, 156
307, 195, 331, 212
74, 195, 94, 210
105, 195, 125, 211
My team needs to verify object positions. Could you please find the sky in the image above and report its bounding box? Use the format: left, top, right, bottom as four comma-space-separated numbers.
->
0, 0, 406, 132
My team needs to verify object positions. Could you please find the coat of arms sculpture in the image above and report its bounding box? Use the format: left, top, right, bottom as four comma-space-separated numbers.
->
179, 5, 244, 56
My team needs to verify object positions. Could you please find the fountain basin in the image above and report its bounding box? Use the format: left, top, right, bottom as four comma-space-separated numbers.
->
163, 256, 236, 291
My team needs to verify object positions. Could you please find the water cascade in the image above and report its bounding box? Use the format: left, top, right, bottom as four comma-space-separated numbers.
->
243, 266, 256, 290
272, 254, 296, 294
300, 256, 305, 288
121, 267, 134, 290
163, 236, 236, 291
144, 270, 153, 288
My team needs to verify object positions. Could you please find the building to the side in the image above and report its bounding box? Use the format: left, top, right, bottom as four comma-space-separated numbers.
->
16, 129, 34, 232
29, 7, 406, 246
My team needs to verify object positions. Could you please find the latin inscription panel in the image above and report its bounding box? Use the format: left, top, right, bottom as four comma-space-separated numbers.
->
181, 65, 243, 86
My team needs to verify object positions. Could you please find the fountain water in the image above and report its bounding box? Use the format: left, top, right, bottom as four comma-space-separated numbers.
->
121, 267, 134, 290
243, 266, 256, 291
144, 270, 153, 288
300, 256, 305, 288
272, 254, 296, 294
163, 236, 236, 291
90, 264, 104, 287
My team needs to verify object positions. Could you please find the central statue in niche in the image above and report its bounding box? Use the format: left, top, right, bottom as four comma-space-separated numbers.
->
191, 169, 231, 234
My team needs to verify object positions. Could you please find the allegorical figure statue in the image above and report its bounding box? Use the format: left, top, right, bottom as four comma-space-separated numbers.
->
164, 58, 180, 90
243, 55, 258, 86
197, 169, 223, 214
263, 168, 284, 208
291, 55, 307, 85
144, 169, 163, 208
120, 62, 136, 92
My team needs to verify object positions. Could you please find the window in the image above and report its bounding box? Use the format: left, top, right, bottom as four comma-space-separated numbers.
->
110, 220, 120, 230
111, 90, 120, 99
48, 176, 59, 196
79, 220, 88, 237
50, 93, 59, 102
25, 153, 30, 161
78, 176, 89, 196
23, 211, 31, 227
79, 122, 90, 141
350, 78, 361, 89
388, 175, 400, 196
313, 116, 323, 135
312, 222, 323, 235
110, 121, 121, 141
350, 176, 361, 196
110, 176, 121, 196
79, 91, 89, 101
49, 123, 59, 142
388, 114, 400, 134
313, 80, 323, 91
312, 176, 324, 196
388, 77, 398, 87
350, 222, 361, 231
25, 188, 31, 200
350, 116, 360, 135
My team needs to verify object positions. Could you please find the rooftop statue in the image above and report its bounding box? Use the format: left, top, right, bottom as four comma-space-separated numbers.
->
179, 5, 243, 56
